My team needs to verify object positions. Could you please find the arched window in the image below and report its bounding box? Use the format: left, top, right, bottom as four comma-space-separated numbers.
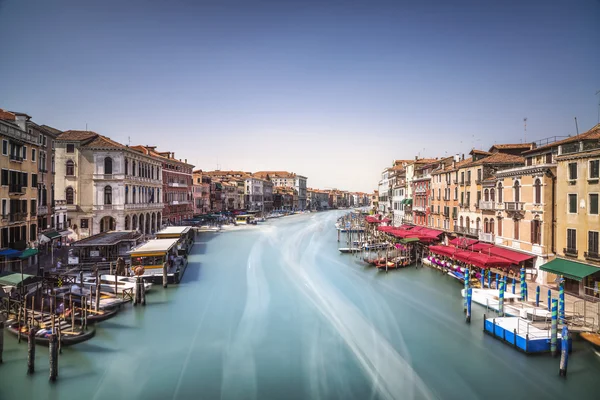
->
66, 187, 74, 205
513, 181, 520, 202
484, 218, 489, 233
497, 183, 503, 203
476, 217, 480, 232
132, 161, 136, 176
490, 188, 496, 202
484, 189, 489, 202
104, 186, 112, 205
133, 186, 137, 203
104, 157, 113, 174
534, 179, 542, 204
125, 185, 129, 204
531, 216, 541, 244
490, 218, 495, 235
513, 219, 519, 240
125, 158, 129, 175
66, 160, 75, 176
460, 216, 464, 227
466, 216, 471, 230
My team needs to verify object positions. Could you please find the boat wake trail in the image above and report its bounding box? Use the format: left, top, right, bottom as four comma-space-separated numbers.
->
220, 235, 271, 400
271, 214, 436, 400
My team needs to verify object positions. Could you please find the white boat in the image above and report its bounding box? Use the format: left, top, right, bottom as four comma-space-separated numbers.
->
362, 242, 390, 250
338, 247, 362, 253
81, 274, 152, 294
196, 225, 221, 232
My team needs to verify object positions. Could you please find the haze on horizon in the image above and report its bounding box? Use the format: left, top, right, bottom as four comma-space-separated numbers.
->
1, 0, 599, 192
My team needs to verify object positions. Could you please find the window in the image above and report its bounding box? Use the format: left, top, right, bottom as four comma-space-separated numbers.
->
590, 194, 599, 215
1, 169, 7, 186
477, 169, 482, 182
461, 172, 465, 184
534, 179, 541, 204
1, 140, 7, 156
568, 163, 577, 180
66, 160, 75, 176
568, 194, 577, 213
589, 231, 599, 255
125, 159, 129, 175
490, 188, 495, 202
30, 199, 36, 214
484, 189, 489, 202
31, 148, 36, 162
104, 186, 112, 205
39, 134, 43, 144
513, 219, 519, 240
21, 146, 27, 160
531, 218, 541, 245
31, 174, 38, 187
526, 157, 532, 166
104, 157, 113, 174
497, 218, 503, 236
545, 153, 552, 164
80, 218, 89, 229
490, 218, 495, 235
66, 187, 74, 204
454, 187, 458, 200
513, 181, 520, 202
476, 191, 481, 204
466, 192, 471, 206
66, 144, 75, 153
590, 160, 600, 179
30, 224, 37, 241
460, 192, 464, 204
498, 183, 503, 203
567, 229, 577, 251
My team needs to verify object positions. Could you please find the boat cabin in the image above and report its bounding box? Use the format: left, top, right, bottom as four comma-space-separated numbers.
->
235, 215, 255, 225
128, 238, 179, 276
155, 226, 194, 256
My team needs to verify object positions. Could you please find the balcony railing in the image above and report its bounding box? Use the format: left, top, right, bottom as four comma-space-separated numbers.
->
564, 247, 578, 257
465, 180, 471, 186
584, 251, 600, 261
93, 204, 125, 211
168, 182, 188, 188
505, 202, 524, 211
459, 181, 465, 186
124, 203, 164, 210
412, 205, 426, 212
479, 232, 494, 243
38, 205, 49, 215
9, 212, 27, 222
478, 200, 495, 210
453, 179, 458, 184
9, 154, 23, 162
93, 173, 126, 180
169, 200, 190, 206
454, 226, 480, 237
9, 185, 27, 195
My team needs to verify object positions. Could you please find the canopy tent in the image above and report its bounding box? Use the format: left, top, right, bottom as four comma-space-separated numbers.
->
487, 247, 534, 264
399, 224, 414, 230
540, 258, 600, 281
0, 248, 22, 258
402, 198, 413, 205
467, 253, 514, 269
449, 237, 478, 248
19, 248, 38, 259
0, 272, 36, 287
429, 245, 457, 257
400, 237, 420, 244
41, 230, 62, 241
418, 228, 444, 238
365, 216, 391, 224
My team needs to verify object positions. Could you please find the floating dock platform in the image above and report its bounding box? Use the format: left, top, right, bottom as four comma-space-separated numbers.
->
483, 316, 572, 354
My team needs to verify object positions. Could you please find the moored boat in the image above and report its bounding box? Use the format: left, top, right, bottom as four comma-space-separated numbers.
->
7, 322, 96, 346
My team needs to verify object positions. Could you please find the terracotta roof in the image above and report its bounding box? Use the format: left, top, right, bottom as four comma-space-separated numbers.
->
254, 171, 296, 179
81, 135, 126, 149
523, 124, 600, 154
56, 130, 98, 141
40, 125, 62, 135
471, 152, 525, 166
489, 143, 535, 152
0, 109, 16, 121
470, 149, 492, 156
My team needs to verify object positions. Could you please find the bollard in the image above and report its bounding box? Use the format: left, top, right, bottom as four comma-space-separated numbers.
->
480, 272, 484, 289
0, 320, 3, 363
466, 287, 472, 323
536, 286, 540, 307
551, 299, 558, 357
463, 268, 469, 313
163, 263, 168, 288
547, 289, 551, 311
141, 278, 146, 306
27, 327, 36, 374
559, 325, 569, 377
134, 277, 139, 306
498, 281, 505, 317
49, 333, 58, 382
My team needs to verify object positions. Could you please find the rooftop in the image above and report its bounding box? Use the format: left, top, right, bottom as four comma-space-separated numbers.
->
471, 152, 525, 166
73, 231, 143, 247
489, 143, 535, 152
523, 124, 600, 154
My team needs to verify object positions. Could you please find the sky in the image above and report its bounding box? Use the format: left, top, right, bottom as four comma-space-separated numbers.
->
1, 0, 599, 192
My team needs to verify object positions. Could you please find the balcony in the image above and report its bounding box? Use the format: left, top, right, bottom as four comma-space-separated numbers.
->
412, 205, 426, 212
453, 179, 458, 184
93, 204, 125, 211
39, 167, 48, 173
169, 200, 190, 206
168, 182, 188, 188
124, 203, 164, 210
9, 212, 27, 222
459, 181, 465, 186
584, 251, 600, 262
38, 205, 49, 215
479, 201, 496, 211
505, 202, 524, 211
479, 232, 494, 243
563, 248, 578, 257
465, 180, 471, 186
9, 154, 23, 163
454, 226, 480, 237
8, 185, 27, 195
475, 179, 482, 185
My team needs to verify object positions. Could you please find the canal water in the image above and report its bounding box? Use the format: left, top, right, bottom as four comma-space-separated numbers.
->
1, 211, 598, 400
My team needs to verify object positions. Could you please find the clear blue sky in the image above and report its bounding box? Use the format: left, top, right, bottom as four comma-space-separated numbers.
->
1, 0, 599, 192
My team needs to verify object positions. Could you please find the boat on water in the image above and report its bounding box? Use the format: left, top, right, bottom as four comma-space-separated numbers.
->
196, 225, 221, 232
235, 215, 257, 225
81, 274, 152, 294
7, 321, 96, 346
363, 242, 390, 251
338, 247, 362, 254
581, 332, 600, 351
49, 286, 121, 321
459, 288, 550, 321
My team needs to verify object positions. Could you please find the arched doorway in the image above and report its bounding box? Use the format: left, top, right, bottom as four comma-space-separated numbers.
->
151, 213, 156, 233
125, 215, 130, 230
100, 216, 116, 233
132, 214, 138, 231
157, 212, 162, 230
139, 214, 145, 234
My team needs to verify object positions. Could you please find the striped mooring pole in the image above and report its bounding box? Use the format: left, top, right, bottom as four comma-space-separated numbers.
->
495, 273, 499, 289
464, 268, 470, 313
547, 289, 552, 311
487, 269, 491, 288
512, 277, 516, 294
466, 287, 472, 323
498, 281, 505, 317
480, 271, 484, 290
520, 267, 526, 301
559, 278, 565, 322
551, 298, 558, 357
535, 286, 540, 307
559, 325, 569, 377
523, 282, 528, 302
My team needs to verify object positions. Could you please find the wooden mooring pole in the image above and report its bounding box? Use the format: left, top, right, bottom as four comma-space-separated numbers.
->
49, 333, 58, 382
141, 278, 146, 306
27, 326, 36, 374
163, 262, 168, 289
0, 320, 4, 364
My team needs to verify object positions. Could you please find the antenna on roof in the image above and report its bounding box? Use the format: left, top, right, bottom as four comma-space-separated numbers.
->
523, 118, 527, 143
574, 117, 579, 135
128, 136, 131, 145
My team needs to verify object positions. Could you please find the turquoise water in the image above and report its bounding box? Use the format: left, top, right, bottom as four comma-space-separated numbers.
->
0, 211, 598, 399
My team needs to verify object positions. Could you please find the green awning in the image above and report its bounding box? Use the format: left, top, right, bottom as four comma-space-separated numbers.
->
405, 198, 413, 205
42, 230, 62, 240
540, 258, 600, 281
19, 248, 39, 259
0, 272, 35, 287
400, 237, 420, 244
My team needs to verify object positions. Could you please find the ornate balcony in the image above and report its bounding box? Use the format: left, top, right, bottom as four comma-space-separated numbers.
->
454, 226, 480, 237
168, 182, 188, 188
479, 232, 494, 243
478, 200, 496, 211
505, 202, 524, 211
124, 203, 164, 210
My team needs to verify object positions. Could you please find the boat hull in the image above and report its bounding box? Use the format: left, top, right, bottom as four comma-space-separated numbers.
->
7, 323, 96, 346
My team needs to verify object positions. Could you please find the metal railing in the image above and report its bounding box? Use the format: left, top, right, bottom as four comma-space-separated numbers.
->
505, 202, 524, 211
563, 247, 578, 257
584, 251, 600, 261
479, 200, 495, 210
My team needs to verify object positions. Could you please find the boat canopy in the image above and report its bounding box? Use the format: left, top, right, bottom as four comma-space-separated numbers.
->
156, 226, 192, 239
128, 238, 179, 256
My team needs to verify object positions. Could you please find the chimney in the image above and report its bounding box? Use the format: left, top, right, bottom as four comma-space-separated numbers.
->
415, 156, 418, 161
185, 159, 187, 163
462, 154, 465, 160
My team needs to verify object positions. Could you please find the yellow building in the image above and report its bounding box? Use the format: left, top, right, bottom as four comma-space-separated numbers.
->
0, 110, 41, 251
540, 124, 600, 296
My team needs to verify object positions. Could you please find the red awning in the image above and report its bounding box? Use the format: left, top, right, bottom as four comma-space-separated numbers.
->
419, 228, 444, 237
466, 243, 494, 252
449, 237, 479, 248
487, 247, 534, 264
453, 251, 475, 263
366, 216, 391, 223
399, 224, 414, 230
468, 253, 514, 269
429, 245, 456, 257
411, 226, 425, 232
